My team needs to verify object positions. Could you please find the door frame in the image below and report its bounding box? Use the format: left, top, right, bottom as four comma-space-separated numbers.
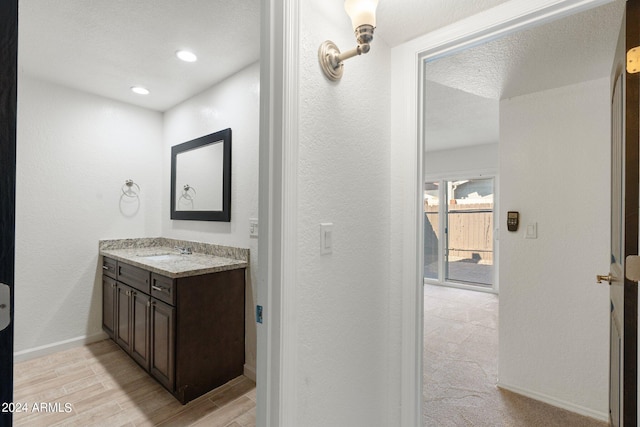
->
258, 1, 300, 426
0, 0, 17, 425
390, 0, 616, 424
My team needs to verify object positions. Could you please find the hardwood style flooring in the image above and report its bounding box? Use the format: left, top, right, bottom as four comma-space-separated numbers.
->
13, 339, 255, 427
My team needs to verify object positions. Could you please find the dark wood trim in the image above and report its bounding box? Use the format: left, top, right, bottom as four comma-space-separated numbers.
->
170, 128, 232, 222
0, 0, 17, 425
624, 1, 640, 425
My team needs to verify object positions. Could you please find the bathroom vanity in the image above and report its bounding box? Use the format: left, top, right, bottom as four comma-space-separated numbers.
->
99, 238, 248, 404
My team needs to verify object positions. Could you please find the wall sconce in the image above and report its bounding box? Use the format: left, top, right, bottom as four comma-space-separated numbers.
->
318, 0, 379, 81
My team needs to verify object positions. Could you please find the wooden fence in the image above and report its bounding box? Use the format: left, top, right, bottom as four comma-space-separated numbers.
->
424, 202, 493, 263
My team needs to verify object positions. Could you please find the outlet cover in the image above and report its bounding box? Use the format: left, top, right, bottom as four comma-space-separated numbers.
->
320, 223, 333, 255
249, 218, 259, 238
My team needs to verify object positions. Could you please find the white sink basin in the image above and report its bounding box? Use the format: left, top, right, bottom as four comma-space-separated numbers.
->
139, 254, 183, 262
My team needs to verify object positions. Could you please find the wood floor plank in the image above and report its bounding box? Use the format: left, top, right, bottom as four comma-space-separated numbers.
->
210, 378, 256, 408
52, 401, 123, 427
14, 366, 95, 401
189, 396, 255, 427
231, 406, 256, 427
244, 388, 256, 403
153, 398, 220, 427
14, 340, 256, 426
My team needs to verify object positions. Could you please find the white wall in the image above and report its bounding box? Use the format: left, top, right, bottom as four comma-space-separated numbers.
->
291, 2, 393, 426
498, 77, 610, 417
425, 143, 498, 177
162, 62, 260, 379
15, 75, 163, 354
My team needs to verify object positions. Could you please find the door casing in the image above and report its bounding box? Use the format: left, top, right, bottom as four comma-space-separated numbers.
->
391, 0, 622, 424
0, 1, 18, 426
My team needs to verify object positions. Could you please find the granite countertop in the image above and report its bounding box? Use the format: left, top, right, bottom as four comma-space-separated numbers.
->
99, 238, 249, 279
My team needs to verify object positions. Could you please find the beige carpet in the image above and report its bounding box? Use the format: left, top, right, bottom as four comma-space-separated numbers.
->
423, 284, 608, 427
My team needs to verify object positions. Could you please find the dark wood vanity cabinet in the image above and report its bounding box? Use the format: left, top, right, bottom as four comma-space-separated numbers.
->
150, 298, 175, 391
101, 256, 245, 404
101, 276, 117, 338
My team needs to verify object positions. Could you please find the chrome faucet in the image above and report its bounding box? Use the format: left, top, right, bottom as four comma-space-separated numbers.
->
174, 246, 192, 255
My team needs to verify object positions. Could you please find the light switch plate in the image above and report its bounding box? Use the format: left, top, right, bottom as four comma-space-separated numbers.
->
525, 222, 537, 239
320, 223, 333, 255
249, 218, 259, 238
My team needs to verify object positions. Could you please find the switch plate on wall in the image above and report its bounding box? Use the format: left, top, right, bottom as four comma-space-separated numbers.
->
249, 218, 259, 238
320, 223, 333, 255
525, 222, 537, 239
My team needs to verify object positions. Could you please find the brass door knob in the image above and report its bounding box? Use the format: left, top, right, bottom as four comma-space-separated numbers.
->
597, 274, 614, 284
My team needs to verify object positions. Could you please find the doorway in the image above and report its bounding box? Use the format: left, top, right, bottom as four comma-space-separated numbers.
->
420, 0, 623, 422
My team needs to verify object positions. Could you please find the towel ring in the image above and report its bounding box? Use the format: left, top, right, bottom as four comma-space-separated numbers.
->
182, 184, 196, 200
121, 179, 140, 197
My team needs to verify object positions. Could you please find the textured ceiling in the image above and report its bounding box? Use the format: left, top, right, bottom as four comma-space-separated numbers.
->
425, 82, 498, 152
19, 0, 261, 112
375, 0, 511, 47
18, 0, 625, 124
424, 0, 625, 152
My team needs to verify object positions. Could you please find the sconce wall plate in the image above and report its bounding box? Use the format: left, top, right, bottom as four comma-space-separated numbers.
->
319, 41, 344, 81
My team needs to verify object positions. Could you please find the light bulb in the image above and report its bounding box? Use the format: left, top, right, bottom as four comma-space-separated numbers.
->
130, 86, 150, 95
176, 50, 198, 62
344, 0, 378, 31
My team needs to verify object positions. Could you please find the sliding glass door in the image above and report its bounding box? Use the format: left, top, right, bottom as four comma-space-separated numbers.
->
424, 177, 495, 288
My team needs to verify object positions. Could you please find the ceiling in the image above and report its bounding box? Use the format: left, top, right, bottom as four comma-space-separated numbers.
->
19, 0, 261, 112
16, 0, 552, 113
424, 0, 625, 152
18, 0, 625, 125
375, 0, 511, 47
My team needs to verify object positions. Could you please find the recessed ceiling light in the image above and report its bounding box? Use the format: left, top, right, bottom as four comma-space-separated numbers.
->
176, 50, 198, 62
131, 86, 150, 95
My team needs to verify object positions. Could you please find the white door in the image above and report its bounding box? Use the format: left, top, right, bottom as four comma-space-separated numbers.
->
602, 2, 639, 425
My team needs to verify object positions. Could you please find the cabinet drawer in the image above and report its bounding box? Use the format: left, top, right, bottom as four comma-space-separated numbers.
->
102, 257, 117, 279
151, 274, 175, 306
117, 262, 150, 293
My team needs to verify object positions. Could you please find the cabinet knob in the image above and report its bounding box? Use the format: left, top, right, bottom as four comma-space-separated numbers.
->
111, 283, 116, 288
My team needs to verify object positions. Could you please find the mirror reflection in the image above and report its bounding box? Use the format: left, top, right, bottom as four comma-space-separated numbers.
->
171, 128, 231, 221
175, 142, 224, 211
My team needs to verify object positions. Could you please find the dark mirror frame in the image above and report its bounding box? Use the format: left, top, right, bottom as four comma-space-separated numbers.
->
170, 128, 232, 222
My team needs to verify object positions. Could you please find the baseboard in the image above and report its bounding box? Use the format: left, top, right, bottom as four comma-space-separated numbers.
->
244, 363, 256, 382
497, 381, 608, 422
14, 331, 109, 363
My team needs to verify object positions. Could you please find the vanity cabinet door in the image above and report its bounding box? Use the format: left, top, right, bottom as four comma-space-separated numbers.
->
102, 276, 117, 338
150, 299, 175, 391
115, 283, 134, 352
130, 291, 151, 370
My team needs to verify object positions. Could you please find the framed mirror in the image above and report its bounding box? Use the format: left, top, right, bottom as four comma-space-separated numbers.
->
170, 128, 231, 221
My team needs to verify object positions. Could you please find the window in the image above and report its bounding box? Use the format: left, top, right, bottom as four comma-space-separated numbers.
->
424, 177, 495, 288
